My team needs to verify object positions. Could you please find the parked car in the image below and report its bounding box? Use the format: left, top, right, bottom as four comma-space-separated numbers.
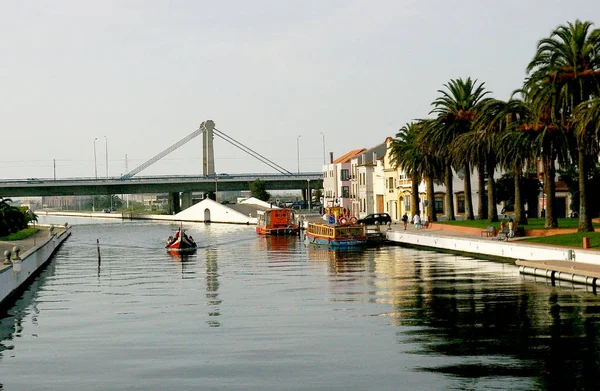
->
102, 208, 111, 213
357, 213, 391, 225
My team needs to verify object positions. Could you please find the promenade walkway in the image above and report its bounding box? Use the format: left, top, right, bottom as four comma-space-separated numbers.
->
383, 220, 600, 287
0, 227, 56, 271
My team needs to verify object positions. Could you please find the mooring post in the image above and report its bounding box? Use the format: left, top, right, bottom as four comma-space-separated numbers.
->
97, 239, 101, 264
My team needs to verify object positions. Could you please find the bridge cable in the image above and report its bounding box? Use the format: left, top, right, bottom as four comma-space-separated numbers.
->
213, 128, 294, 176
119, 125, 205, 180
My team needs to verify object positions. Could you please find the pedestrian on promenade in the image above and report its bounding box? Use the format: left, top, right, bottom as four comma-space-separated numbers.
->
401, 213, 408, 230
413, 213, 421, 229
508, 218, 515, 238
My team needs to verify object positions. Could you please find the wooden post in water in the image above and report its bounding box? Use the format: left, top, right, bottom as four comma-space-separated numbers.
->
97, 239, 101, 264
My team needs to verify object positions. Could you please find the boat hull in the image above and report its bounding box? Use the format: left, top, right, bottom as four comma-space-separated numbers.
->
256, 227, 299, 236
304, 232, 367, 248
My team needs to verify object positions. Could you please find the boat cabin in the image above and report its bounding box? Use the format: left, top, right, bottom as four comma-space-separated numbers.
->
256, 209, 299, 235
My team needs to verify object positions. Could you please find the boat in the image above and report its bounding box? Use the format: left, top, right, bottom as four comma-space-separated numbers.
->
256, 208, 299, 235
165, 226, 197, 252
304, 210, 367, 248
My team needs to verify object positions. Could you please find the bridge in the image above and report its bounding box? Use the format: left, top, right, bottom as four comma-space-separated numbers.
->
1, 120, 323, 213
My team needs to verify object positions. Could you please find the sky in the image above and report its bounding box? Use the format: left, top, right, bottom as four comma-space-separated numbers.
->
1, 0, 599, 180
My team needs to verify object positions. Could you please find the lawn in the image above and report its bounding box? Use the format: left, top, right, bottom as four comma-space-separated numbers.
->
438, 217, 598, 230
519, 232, 600, 249
0, 227, 40, 241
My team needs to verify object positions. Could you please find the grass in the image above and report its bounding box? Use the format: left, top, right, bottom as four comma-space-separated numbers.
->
437, 217, 599, 230
520, 232, 600, 249
0, 227, 40, 241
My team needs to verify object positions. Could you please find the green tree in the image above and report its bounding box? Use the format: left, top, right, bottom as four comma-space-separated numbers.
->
389, 122, 421, 217
426, 78, 491, 220
250, 179, 271, 201
526, 20, 600, 232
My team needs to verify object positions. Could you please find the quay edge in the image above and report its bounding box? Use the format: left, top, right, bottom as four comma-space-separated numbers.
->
386, 229, 600, 286
0, 227, 71, 309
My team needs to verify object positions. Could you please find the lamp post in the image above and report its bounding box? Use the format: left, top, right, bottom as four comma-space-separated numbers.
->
307, 179, 311, 210
93, 137, 98, 179
93, 137, 98, 212
320, 132, 325, 165
105, 136, 112, 211
296, 134, 301, 174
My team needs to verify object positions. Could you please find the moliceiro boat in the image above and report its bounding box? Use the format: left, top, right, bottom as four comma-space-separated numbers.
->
304, 218, 367, 248
256, 209, 299, 236
165, 226, 197, 252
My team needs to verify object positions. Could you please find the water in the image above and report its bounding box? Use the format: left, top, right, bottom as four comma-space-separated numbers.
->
1, 216, 600, 390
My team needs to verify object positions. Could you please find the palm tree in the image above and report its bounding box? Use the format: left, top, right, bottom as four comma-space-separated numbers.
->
389, 123, 422, 218
427, 78, 491, 220
526, 20, 600, 232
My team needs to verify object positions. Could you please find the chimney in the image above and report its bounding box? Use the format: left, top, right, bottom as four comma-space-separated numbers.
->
329, 152, 334, 164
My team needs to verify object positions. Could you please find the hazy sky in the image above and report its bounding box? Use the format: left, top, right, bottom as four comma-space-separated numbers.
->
1, 0, 598, 179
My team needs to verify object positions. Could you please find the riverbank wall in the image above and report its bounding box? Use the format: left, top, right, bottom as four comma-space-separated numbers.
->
0, 227, 71, 309
386, 229, 600, 265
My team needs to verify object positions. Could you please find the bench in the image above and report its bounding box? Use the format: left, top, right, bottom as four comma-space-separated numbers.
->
494, 227, 509, 241
481, 226, 496, 237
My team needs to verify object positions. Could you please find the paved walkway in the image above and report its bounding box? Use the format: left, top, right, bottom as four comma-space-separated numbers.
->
0, 227, 53, 261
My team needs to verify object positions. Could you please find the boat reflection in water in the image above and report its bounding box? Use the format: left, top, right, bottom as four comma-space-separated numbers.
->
305, 245, 370, 274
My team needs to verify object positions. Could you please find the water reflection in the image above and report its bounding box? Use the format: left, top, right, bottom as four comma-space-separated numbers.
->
306, 246, 368, 274
381, 253, 600, 390
205, 248, 220, 327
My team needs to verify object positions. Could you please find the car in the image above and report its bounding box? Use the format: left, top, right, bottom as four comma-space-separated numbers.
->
357, 213, 391, 225
103, 208, 111, 213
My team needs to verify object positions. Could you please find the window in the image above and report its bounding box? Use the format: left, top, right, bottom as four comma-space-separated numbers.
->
387, 177, 394, 189
323, 171, 327, 178
403, 196, 410, 211
435, 197, 444, 214
457, 194, 465, 214
342, 186, 350, 198
341, 169, 350, 181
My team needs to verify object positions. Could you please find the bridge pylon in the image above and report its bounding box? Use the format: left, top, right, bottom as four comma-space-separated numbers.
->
201, 120, 215, 176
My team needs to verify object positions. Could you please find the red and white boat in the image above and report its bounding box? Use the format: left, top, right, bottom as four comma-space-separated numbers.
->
165, 226, 197, 252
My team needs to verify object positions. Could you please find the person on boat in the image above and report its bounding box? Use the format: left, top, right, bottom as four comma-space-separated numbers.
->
166, 236, 174, 246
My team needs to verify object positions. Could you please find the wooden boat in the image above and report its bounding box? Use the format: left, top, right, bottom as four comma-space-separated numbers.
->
304, 215, 367, 248
165, 226, 197, 252
256, 208, 299, 235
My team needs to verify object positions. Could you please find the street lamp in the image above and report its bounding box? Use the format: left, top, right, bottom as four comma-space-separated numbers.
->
307, 179, 311, 210
104, 136, 108, 178
93, 137, 98, 179
320, 132, 325, 165
296, 134, 301, 174
93, 137, 98, 212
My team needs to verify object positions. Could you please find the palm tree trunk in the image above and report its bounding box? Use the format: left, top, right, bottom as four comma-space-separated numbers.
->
426, 176, 437, 222
463, 162, 474, 220
577, 148, 594, 232
513, 169, 527, 226
411, 173, 419, 216
444, 165, 455, 220
487, 160, 498, 223
543, 153, 558, 228
477, 160, 486, 219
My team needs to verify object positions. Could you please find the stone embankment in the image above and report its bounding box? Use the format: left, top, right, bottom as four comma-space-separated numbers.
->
385, 222, 600, 288
0, 225, 71, 308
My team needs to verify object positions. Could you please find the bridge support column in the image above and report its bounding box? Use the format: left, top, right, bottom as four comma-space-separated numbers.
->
181, 191, 193, 211
202, 120, 215, 176
168, 192, 181, 215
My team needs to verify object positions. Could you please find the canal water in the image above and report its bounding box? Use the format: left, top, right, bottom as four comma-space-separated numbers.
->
1, 217, 600, 390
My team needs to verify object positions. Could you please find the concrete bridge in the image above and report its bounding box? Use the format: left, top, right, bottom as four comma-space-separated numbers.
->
0, 120, 324, 213
0, 173, 323, 213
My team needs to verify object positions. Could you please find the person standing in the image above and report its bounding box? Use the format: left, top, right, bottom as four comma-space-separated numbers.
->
401, 213, 408, 230
413, 213, 421, 229
508, 218, 515, 238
